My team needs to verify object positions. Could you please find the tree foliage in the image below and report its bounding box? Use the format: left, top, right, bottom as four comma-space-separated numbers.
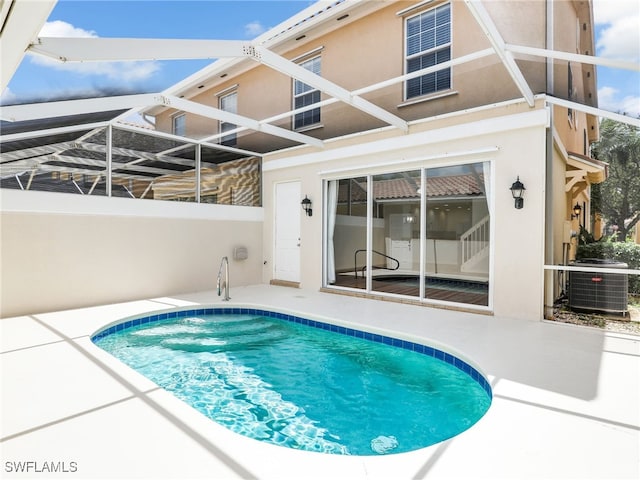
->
591, 118, 640, 241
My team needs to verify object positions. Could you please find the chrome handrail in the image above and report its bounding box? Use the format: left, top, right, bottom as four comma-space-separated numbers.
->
354, 249, 400, 279
217, 256, 230, 301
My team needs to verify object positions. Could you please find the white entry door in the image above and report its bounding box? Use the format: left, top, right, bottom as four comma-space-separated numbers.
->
274, 181, 301, 283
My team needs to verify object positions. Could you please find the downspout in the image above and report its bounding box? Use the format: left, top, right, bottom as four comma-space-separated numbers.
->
543, 0, 555, 319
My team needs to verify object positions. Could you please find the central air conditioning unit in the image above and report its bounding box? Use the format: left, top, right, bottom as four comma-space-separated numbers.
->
568, 259, 628, 315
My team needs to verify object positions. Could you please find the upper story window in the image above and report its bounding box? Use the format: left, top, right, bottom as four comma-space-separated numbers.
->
405, 3, 452, 100
567, 62, 575, 125
219, 90, 238, 147
172, 113, 186, 136
293, 56, 321, 130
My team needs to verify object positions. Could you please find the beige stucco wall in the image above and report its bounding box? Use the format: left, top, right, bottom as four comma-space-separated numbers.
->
0, 191, 264, 318
262, 102, 548, 321
153, 0, 552, 148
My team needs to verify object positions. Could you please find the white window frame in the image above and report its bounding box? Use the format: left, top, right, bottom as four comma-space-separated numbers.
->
322, 157, 494, 312
404, 2, 452, 101
293, 55, 322, 131
567, 62, 575, 127
219, 90, 238, 147
172, 112, 186, 136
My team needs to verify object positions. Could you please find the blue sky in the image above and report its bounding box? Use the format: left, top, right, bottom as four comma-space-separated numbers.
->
2, 0, 639, 117
3, 1, 311, 102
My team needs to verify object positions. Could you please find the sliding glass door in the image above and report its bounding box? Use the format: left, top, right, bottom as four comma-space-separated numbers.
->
325, 161, 491, 308
424, 164, 489, 305
326, 177, 368, 290
371, 171, 421, 298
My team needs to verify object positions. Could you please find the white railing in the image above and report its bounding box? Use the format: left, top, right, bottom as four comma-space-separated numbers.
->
461, 215, 490, 269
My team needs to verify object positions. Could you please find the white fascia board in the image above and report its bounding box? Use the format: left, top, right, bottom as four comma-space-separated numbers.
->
463, 0, 535, 107
254, 46, 409, 132
318, 146, 499, 178
29, 38, 248, 62
255, 0, 360, 48
0, 0, 56, 92
506, 44, 640, 72
163, 95, 324, 148
0, 94, 158, 122
546, 96, 640, 128
567, 155, 606, 173
263, 108, 549, 172
141, 2, 361, 104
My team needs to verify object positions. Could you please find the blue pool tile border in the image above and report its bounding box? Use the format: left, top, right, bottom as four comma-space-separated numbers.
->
91, 307, 492, 398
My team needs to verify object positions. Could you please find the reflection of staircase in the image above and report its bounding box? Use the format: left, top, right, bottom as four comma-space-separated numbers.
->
460, 215, 489, 273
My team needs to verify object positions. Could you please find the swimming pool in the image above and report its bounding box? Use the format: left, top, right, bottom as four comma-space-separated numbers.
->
92, 307, 491, 456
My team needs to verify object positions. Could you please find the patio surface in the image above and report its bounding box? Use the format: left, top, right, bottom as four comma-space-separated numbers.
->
1, 285, 638, 479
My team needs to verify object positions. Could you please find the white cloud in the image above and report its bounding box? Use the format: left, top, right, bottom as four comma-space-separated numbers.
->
40, 19, 97, 38
245, 21, 267, 37
29, 21, 160, 82
0, 86, 17, 105
598, 86, 640, 117
593, 0, 640, 61
593, 0, 639, 25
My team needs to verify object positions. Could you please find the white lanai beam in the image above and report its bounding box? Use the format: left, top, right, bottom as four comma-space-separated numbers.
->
463, 0, 535, 107
0, 0, 56, 92
0, 94, 158, 122
546, 96, 640, 128
29, 38, 247, 62
203, 48, 496, 143
161, 95, 324, 148
253, 46, 409, 132
506, 44, 640, 72
25, 36, 409, 133
0, 93, 322, 148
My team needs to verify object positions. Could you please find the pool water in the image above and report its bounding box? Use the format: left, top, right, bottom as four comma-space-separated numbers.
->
94, 311, 491, 456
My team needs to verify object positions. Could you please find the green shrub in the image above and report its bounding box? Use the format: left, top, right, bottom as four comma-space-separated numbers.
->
577, 241, 640, 294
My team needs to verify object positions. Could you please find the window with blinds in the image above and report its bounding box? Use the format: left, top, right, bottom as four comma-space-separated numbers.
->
293, 56, 321, 130
405, 3, 452, 100
219, 91, 238, 147
172, 113, 186, 136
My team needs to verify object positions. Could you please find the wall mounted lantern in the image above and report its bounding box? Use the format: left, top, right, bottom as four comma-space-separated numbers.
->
509, 176, 525, 209
571, 202, 582, 218
571, 202, 582, 221
301, 195, 312, 216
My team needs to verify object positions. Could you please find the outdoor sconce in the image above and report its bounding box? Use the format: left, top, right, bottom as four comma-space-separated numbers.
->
301, 195, 312, 217
509, 176, 525, 209
572, 202, 582, 220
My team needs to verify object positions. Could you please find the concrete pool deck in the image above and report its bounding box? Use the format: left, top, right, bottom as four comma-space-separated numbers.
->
1, 285, 638, 479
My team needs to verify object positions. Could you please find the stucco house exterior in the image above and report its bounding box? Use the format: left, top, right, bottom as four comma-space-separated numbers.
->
3, 0, 628, 322
146, 0, 603, 321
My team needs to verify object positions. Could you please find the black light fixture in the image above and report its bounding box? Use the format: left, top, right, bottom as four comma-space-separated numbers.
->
572, 202, 582, 222
509, 176, 525, 209
301, 195, 312, 216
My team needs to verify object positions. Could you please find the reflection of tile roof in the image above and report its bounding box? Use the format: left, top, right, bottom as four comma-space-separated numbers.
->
374, 178, 417, 199
338, 174, 484, 202
427, 174, 483, 197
